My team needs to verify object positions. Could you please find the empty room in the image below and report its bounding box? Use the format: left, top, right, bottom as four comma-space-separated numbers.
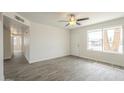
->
0, 12, 124, 81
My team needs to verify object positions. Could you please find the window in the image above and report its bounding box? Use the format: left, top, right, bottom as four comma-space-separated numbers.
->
87, 26, 123, 54
103, 26, 123, 54
87, 29, 102, 51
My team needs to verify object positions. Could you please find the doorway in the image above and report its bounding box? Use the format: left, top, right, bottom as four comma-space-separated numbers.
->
3, 15, 30, 80
13, 35, 22, 53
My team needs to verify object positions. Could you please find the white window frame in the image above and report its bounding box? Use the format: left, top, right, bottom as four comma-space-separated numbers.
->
87, 26, 123, 54
87, 29, 103, 52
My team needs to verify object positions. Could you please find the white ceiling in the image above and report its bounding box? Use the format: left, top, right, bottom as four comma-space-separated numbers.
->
18, 12, 124, 29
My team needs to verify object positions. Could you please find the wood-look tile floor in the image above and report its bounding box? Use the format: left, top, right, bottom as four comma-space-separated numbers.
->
4, 53, 124, 81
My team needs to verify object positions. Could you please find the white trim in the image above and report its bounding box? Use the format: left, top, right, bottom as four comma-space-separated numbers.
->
87, 29, 103, 52
87, 25, 123, 54
73, 54, 124, 67
4, 56, 11, 60
29, 54, 69, 64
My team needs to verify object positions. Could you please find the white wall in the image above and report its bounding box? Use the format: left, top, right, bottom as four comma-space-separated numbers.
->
29, 22, 70, 63
3, 25, 12, 59
22, 26, 30, 61
71, 17, 124, 67
0, 13, 4, 80
2, 12, 70, 64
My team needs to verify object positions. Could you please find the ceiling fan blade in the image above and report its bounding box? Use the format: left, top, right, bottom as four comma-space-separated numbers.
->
76, 22, 81, 25
77, 17, 89, 21
65, 23, 69, 27
58, 20, 68, 22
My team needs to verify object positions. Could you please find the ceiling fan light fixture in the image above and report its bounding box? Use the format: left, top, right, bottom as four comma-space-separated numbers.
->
69, 20, 76, 25
58, 14, 89, 27
70, 16, 75, 21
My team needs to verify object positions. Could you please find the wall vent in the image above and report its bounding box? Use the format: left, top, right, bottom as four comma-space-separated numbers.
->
15, 15, 24, 23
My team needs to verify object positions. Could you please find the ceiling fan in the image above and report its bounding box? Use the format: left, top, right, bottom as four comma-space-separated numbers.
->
58, 14, 89, 26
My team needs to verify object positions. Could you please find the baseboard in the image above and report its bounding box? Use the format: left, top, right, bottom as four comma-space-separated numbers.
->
71, 55, 124, 69
29, 54, 70, 64
4, 56, 12, 60
24, 56, 30, 64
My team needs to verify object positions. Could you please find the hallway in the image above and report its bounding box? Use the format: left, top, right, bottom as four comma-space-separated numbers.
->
4, 53, 29, 80
3, 15, 30, 80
